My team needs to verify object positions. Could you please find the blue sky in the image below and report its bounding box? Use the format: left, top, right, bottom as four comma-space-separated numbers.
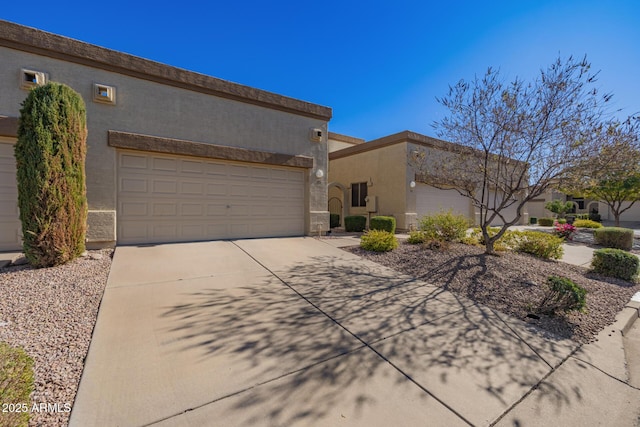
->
3, 1, 639, 141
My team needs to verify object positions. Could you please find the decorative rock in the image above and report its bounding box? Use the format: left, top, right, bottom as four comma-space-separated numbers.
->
10, 255, 28, 266
89, 253, 103, 260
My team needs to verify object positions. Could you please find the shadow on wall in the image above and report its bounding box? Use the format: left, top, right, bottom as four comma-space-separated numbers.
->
160, 255, 577, 426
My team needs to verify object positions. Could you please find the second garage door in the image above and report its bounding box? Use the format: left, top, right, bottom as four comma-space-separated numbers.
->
117, 150, 306, 245
0, 139, 21, 251
416, 184, 471, 221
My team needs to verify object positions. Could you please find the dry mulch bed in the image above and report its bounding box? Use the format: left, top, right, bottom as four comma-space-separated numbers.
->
347, 242, 639, 344
0, 249, 113, 427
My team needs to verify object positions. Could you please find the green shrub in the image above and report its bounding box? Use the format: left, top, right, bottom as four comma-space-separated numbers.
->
538, 218, 554, 226
576, 213, 590, 220
463, 228, 563, 259
514, 231, 564, 260
529, 217, 538, 225
556, 218, 567, 224
589, 212, 602, 222
573, 219, 603, 229
0, 342, 34, 427
330, 214, 340, 228
423, 238, 450, 251
15, 82, 88, 267
466, 227, 514, 251
344, 215, 366, 232
419, 210, 470, 242
537, 276, 587, 314
360, 230, 398, 252
407, 230, 426, 244
461, 233, 481, 246
545, 200, 574, 218
591, 248, 639, 281
594, 227, 634, 251
369, 216, 396, 233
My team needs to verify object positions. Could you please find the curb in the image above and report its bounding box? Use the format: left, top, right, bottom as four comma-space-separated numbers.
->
620, 292, 640, 336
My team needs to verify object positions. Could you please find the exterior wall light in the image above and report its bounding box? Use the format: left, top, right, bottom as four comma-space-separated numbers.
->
315, 169, 324, 179
410, 181, 416, 189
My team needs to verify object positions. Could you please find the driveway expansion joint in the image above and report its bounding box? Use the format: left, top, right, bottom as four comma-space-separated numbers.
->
230, 240, 475, 427
488, 345, 582, 426
489, 308, 557, 370
143, 345, 369, 426
570, 355, 640, 391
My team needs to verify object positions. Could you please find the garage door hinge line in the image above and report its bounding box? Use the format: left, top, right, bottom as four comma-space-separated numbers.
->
230, 241, 474, 427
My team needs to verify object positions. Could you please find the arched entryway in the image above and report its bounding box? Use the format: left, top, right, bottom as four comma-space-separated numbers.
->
328, 182, 349, 228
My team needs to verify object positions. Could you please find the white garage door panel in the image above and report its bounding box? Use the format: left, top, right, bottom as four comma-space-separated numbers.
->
117, 151, 305, 244
488, 191, 519, 225
416, 184, 471, 220
0, 141, 21, 251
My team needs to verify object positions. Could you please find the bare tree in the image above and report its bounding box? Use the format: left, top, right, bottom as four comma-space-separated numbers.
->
567, 117, 640, 226
413, 56, 611, 254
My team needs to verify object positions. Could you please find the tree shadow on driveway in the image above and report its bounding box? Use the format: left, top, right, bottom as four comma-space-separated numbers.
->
159, 254, 578, 426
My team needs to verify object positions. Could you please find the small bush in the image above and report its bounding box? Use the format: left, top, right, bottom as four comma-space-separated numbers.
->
556, 218, 567, 224
545, 200, 574, 218
419, 210, 470, 242
330, 214, 340, 228
407, 230, 426, 244
591, 248, 639, 281
461, 233, 481, 246
553, 223, 576, 240
573, 219, 603, 229
594, 227, 634, 251
369, 216, 396, 233
538, 218, 554, 226
589, 212, 602, 222
537, 276, 587, 314
514, 231, 564, 260
466, 227, 513, 251
344, 215, 366, 232
360, 230, 398, 252
0, 342, 34, 427
529, 217, 538, 225
423, 238, 450, 251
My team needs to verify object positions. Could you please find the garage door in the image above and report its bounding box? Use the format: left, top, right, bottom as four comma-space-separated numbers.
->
487, 191, 520, 225
416, 184, 471, 220
117, 150, 306, 244
0, 139, 21, 251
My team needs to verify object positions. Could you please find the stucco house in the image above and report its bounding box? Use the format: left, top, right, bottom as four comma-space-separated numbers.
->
0, 21, 331, 251
328, 130, 529, 230
527, 189, 640, 223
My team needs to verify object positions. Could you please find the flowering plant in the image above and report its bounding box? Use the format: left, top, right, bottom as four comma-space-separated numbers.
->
553, 222, 576, 240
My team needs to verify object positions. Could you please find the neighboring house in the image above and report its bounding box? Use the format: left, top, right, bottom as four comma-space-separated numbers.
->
327, 132, 364, 221
328, 130, 529, 230
0, 21, 331, 251
528, 188, 640, 222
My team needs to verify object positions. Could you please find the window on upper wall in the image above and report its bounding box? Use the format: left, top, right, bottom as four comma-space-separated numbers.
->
351, 182, 368, 207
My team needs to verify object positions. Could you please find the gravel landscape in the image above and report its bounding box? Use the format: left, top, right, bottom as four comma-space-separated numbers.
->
347, 241, 639, 344
0, 230, 638, 426
0, 249, 113, 427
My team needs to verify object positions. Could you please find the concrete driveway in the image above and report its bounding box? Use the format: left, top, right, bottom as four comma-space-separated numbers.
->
70, 237, 634, 426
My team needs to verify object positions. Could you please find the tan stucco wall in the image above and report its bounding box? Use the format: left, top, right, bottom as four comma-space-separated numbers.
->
328, 139, 357, 153
327, 132, 364, 154
0, 46, 329, 243
329, 142, 410, 229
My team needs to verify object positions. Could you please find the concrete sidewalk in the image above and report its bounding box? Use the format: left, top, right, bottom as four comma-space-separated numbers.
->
70, 237, 640, 426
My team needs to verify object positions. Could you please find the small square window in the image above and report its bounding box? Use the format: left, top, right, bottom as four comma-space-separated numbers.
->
19, 69, 47, 90
93, 83, 116, 105
351, 182, 368, 207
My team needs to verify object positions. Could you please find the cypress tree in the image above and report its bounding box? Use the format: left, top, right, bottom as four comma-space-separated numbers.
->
15, 82, 88, 267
